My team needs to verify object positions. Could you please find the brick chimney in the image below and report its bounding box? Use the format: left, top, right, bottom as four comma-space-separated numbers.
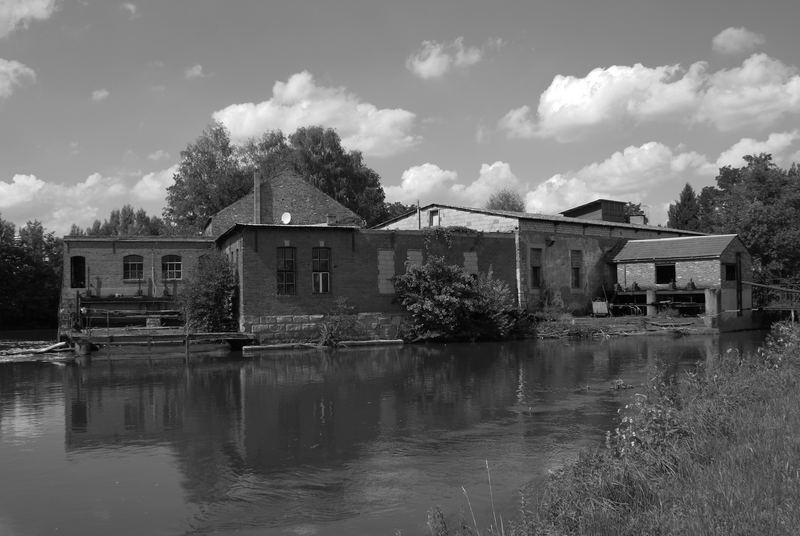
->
253, 171, 262, 224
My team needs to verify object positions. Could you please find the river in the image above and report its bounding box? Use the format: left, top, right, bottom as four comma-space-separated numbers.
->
0, 331, 765, 535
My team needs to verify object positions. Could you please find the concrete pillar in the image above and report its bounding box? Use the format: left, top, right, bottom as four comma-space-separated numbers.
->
646, 289, 657, 316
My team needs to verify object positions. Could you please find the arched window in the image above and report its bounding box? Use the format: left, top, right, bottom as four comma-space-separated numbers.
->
70, 256, 86, 288
162, 255, 182, 280
123, 255, 144, 280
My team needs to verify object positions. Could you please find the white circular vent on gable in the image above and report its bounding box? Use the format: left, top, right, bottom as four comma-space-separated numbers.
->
281, 212, 292, 224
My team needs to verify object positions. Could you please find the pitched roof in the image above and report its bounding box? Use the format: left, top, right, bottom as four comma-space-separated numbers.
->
613, 234, 740, 262
373, 202, 703, 235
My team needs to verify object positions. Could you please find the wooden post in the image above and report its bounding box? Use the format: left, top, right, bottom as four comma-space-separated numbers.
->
646, 290, 657, 316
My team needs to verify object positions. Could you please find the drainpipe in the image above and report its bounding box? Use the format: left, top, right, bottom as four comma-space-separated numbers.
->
514, 226, 524, 311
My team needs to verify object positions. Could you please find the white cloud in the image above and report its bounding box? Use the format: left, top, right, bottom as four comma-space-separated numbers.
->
0, 0, 56, 38
716, 130, 800, 168
406, 37, 503, 79
213, 70, 419, 157
697, 53, 800, 132
0, 167, 176, 235
500, 54, 800, 141
147, 149, 170, 161
712, 27, 765, 55
525, 142, 714, 223
91, 88, 109, 101
184, 64, 205, 79
386, 161, 525, 208
121, 3, 138, 18
0, 58, 35, 99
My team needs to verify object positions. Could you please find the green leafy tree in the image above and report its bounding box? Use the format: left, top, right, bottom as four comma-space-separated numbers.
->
165, 122, 251, 231
0, 216, 62, 328
179, 251, 237, 332
79, 205, 165, 236
667, 183, 701, 231
393, 256, 517, 340
486, 188, 526, 212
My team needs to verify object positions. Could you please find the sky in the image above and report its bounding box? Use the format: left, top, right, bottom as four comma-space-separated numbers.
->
1, 0, 800, 235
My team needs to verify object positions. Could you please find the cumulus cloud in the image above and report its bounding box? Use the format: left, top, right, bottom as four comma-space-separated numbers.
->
712, 27, 765, 55
147, 149, 170, 161
0, 167, 177, 235
499, 54, 800, 141
213, 70, 419, 157
0, 0, 56, 38
91, 88, 109, 101
0, 58, 35, 98
525, 142, 714, 222
386, 161, 525, 208
406, 37, 502, 79
184, 64, 205, 79
716, 130, 800, 168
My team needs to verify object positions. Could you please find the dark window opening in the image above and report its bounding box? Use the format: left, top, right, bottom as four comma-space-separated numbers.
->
570, 250, 582, 289
530, 248, 542, 288
161, 255, 182, 280
70, 256, 86, 288
724, 263, 738, 281
655, 263, 676, 285
312, 247, 331, 294
428, 209, 440, 227
123, 255, 144, 280
277, 247, 296, 295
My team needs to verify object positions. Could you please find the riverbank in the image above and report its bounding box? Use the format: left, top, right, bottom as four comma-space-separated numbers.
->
492, 321, 800, 535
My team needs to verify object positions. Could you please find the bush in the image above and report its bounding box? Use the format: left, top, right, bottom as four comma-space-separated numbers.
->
392, 256, 517, 341
179, 251, 237, 332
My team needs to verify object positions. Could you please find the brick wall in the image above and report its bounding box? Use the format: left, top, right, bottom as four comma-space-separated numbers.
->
218, 226, 518, 334
380, 207, 518, 232
248, 312, 407, 344
61, 238, 214, 314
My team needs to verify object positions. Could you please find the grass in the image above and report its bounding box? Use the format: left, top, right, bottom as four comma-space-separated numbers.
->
428, 321, 800, 536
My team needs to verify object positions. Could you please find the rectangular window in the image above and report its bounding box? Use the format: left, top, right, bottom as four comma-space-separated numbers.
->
123, 255, 144, 281
70, 256, 86, 288
312, 247, 331, 294
277, 247, 296, 295
530, 248, 542, 289
724, 263, 738, 281
428, 209, 440, 227
570, 250, 582, 289
655, 263, 676, 284
161, 255, 182, 280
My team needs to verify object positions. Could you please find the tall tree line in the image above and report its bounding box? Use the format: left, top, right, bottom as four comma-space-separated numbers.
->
667, 154, 800, 283
0, 216, 62, 328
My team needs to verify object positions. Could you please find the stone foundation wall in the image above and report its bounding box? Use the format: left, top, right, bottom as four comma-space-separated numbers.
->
245, 312, 407, 344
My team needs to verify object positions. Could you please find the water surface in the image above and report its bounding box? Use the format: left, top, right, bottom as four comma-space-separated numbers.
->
0, 333, 764, 535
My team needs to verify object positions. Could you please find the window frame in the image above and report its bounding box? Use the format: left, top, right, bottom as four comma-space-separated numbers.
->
161, 254, 182, 281
428, 209, 440, 227
123, 254, 144, 281
277, 247, 296, 295
311, 247, 331, 294
724, 263, 738, 282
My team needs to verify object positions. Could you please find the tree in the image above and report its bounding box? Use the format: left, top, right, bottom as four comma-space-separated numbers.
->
164, 122, 251, 231
179, 251, 237, 332
486, 188, 525, 212
667, 183, 701, 231
78, 205, 165, 236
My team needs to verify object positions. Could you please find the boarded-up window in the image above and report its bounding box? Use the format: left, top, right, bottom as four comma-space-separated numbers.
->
463, 251, 478, 275
570, 250, 582, 289
406, 249, 423, 271
530, 248, 542, 289
377, 249, 395, 294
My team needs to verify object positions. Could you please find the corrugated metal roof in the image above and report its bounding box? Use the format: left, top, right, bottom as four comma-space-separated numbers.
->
613, 234, 739, 262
